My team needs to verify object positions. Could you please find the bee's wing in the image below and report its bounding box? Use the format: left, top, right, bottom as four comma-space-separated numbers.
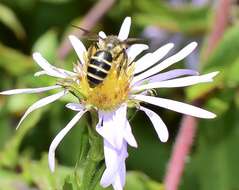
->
124, 38, 149, 45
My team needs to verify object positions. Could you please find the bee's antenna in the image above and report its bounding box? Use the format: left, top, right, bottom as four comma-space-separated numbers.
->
71, 25, 91, 34
71, 24, 104, 41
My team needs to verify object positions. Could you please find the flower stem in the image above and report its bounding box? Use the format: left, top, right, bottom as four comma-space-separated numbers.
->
79, 110, 104, 190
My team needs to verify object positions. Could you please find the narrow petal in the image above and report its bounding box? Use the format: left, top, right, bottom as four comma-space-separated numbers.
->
112, 161, 126, 190
132, 94, 216, 119
34, 70, 47, 77
132, 42, 198, 83
101, 140, 128, 188
34, 69, 76, 77
126, 44, 149, 62
65, 103, 85, 111
99, 31, 107, 39
112, 173, 124, 190
96, 105, 127, 149
16, 90, 67, 129
48, 110, 86, 172
132, 71, 219, 91
133, 69, 199, 86
33, 53, 70, 78
0, 85, 61, 95
134, 43, 174, 74
118, 17, 131, 41
69, 35, 87, 65
139, 106, 169, 142
100, 140, 120, 187
124, 121, 137, 147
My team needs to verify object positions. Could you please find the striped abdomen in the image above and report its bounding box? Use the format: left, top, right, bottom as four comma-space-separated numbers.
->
87, 50, 113, 87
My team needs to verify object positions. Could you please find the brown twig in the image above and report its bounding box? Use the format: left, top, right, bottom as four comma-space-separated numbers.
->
57, 0, 116, 60
164, 0, 231, 190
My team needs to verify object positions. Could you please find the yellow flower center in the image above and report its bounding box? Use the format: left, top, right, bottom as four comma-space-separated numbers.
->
63, 52, 135, 111
79, 61, 134, 111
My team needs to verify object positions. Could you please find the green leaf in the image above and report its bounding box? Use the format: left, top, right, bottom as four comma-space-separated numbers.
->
0, 44, 34, 76
32, 29, 59, 62
134, 1, 210, 35
186, 26, 239, 101
202, 26, 239, 72
0, 3, 26, 39
21, 154, 71, 190
0, 109, 43, 168
125, 171, 164, 190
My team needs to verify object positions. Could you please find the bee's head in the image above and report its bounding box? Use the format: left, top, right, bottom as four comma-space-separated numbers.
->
100, 35, 124, 50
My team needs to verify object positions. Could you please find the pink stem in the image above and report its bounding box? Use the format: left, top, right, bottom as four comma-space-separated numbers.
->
204, 0, 231, 58
164, 116, 197, 190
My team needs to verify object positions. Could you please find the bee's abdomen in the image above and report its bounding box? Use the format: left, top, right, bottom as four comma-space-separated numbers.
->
87, 50, 113, 87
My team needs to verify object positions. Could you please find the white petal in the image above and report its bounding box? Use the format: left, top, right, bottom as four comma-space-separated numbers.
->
99, 31, 107, 39
48, 110, 86, 172
132, 42, 198, 83
34, 70, 47, 77
33, 53, 70, 78
112, 173, 124, 190
101, 140, 128, 188
16, 90, 67, 129
133, 69, 199, 87
112, 161, 126, 190
126, 44, 149, 62
132, 71, 219, 91
139, 106, 169, 142
34, 69, 76, 77
124, 121, 137, 147
100, 140, 120, 187
96, 105, 127, 149
69, 35, 87, 65
134, 43, 174, 74
132, 94, 216, 119
0, 85, 61, 95
65, 103, 85, 111
118, 17, 131, 41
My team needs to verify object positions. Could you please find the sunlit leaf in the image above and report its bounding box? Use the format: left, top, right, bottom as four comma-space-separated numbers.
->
0, 3, 26, 39
32, 29, 59, 62
134, 1, 210, 35
0, 44, 34, 76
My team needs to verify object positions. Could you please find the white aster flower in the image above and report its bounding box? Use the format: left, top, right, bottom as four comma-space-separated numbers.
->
0, 17, 218, 190
55, 17, 217, 190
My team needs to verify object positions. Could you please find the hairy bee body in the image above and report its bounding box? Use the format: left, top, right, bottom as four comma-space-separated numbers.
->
87, 50, 113, 87
87, 35, 127, 88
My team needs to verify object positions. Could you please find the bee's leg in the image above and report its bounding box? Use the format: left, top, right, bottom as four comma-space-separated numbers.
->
87, 43, 97, 59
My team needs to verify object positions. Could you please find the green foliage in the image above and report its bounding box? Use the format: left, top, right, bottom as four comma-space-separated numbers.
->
134, 1, 210, 35
0, 3, 26, 40
0, 44, 34, 76
32, 29, 59, 61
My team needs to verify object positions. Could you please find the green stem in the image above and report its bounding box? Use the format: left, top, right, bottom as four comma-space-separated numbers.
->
79, 110, 104, 190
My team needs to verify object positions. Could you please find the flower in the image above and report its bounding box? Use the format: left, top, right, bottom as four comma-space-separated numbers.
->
0, 17, 218, 190
64, 17, 218, 190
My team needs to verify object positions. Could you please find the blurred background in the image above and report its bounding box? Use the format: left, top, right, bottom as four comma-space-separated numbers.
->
0, 0, 238, 189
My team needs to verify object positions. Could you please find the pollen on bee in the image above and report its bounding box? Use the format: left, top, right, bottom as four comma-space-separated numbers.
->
78, 63, 134, 111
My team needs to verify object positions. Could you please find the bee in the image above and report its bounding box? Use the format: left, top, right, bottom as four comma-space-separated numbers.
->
87, 35, 128, 88
72, 25, 146, 88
